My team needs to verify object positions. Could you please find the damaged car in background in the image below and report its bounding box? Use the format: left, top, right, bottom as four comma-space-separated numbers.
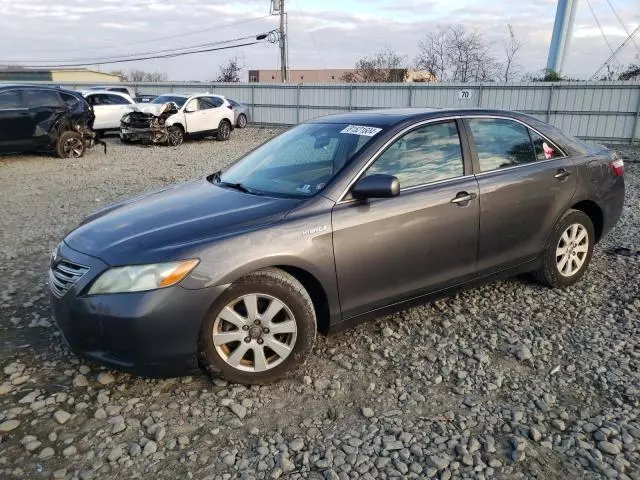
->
120, 93, 235, 146
0, 85, 105, 158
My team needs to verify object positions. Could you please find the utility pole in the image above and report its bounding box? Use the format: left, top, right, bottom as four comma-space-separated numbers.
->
546, 0, 578, 75
279, 0, 288, 82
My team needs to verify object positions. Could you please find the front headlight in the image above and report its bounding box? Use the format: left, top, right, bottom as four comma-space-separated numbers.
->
88, 259, 199, 295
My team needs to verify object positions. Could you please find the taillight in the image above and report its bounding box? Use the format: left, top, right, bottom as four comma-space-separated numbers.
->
610, 158, 624, 176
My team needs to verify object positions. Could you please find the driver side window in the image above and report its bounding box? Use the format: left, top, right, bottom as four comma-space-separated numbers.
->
366, 121, 464, 189
185, 99, 199, 112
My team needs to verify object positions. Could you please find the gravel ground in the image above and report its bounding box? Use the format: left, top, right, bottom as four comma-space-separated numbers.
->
0, 130, 638, 480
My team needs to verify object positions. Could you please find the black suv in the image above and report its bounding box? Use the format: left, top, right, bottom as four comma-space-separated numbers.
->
0, 85, 97, 158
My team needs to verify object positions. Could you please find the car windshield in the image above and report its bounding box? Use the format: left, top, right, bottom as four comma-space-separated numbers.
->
151, 95, 188, 107
218, 122, 382, 198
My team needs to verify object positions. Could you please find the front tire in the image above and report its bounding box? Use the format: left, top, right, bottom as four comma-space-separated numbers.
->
56, 131, 86, 159
216, 119, 232, 141
199, 268, 316, 384
167, 125, 184, 146
534, 209, 594, 288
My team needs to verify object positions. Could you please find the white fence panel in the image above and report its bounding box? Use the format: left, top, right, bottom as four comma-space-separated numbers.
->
4, 80, 639, 143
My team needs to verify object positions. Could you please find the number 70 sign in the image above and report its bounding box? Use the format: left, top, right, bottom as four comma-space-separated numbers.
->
458, 89, 473, 100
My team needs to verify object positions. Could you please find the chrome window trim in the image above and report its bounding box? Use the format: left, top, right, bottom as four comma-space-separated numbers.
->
336, 113, 569, 203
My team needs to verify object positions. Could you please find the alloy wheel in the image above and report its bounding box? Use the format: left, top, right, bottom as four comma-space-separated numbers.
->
212, 293, 297, 372
556, 223, 589, 277
220, 122, 230, 140
63, 137, 84, 158
237, 115, 247, 128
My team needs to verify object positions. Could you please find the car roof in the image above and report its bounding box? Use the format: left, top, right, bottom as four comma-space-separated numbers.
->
0, 84, 86, 97
82, 89, 130, 96
308, 108, 537, 127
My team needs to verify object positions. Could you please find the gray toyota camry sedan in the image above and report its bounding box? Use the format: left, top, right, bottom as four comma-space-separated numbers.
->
50, 108, 625, 384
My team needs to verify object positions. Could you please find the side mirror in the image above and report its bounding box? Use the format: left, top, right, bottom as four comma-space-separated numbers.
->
352, 174, 400, 200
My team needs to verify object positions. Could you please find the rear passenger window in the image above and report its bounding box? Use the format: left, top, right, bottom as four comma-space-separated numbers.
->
23, 89, 63, 108
59, 92, 79, 107
366, 121, 464, 189
530, 129, 562, 160
0, 90, 22, 109
467, 118, 535, 172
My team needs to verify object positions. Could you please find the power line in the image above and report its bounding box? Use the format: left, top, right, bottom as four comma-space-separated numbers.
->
585, 0, 616, 58
4, 34, 262, 64
11, 41, 265, 69
13, 15, 273, 55
591, 24, 640, 79
603, 0, 640, 53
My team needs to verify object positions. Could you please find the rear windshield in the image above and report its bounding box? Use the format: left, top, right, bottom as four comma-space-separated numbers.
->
219, 122, 383, 198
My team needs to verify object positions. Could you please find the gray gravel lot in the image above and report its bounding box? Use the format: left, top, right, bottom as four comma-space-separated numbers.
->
0, 129, 639, 480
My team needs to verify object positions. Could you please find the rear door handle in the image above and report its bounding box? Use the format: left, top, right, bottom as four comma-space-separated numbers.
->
451, 191, 477, 204
554, 168, 571, 179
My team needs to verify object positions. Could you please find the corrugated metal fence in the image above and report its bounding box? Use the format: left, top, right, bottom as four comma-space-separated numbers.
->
17, 80, 640, 143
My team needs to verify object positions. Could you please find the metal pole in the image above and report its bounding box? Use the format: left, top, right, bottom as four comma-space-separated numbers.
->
546, 0, 578, 75
296, 83, 301, 123
408, 85, 413, 107
279, 0, 288, 82
251, 85, 255, 122
547, 84, 555, 123
477, 83, 483, 108
632, 86, 640, 144
349, 85, 354, 111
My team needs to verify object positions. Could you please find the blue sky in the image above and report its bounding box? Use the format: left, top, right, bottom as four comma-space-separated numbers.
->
0, 0, 638, 81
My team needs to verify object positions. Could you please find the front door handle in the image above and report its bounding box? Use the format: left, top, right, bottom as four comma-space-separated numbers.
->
451, 191, 477, 205
554, 168, 571, 179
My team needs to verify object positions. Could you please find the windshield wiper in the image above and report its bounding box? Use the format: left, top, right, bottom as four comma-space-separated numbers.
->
211, 171, 263, 196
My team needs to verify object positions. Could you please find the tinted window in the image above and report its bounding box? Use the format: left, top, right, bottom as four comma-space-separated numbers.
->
366, 121, 464, 189
89, 94, 129, 106
59, 92, 79, 107
468, 118, 535, 172
0, 90, 22, 109
530, 129, 562, 161
23, 89, 63, 108
200, 97, 223, 109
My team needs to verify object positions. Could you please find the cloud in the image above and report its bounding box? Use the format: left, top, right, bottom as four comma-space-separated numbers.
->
0, 0, 638, 80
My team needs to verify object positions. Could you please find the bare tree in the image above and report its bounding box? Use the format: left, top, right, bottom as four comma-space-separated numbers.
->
216, 56, 243, 83
618, 63, 640, 80
128, 70, 168, 82
342, 48, 408, 83
415, 25, 499, 82
502, 24, 522, 82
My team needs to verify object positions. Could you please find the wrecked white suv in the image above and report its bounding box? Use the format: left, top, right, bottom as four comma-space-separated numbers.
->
120, 93, 235, 146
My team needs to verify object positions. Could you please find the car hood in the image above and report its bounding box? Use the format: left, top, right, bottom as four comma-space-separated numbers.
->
64, 178, 301, 265
138, 104, 165, 115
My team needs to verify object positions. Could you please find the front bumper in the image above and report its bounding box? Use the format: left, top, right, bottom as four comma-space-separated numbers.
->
50, 242, 227, 377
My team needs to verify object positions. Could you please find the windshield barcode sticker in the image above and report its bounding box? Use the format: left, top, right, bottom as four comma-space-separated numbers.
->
340, 125, 382, 136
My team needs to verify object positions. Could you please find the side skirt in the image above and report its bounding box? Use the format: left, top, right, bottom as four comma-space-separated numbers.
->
328, 257, 540, 334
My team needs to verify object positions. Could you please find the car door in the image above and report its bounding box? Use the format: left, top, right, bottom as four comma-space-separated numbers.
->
0, 88, 32, 152
22, 89, 67, 148
88, 93, 134, 130
331, 119, 480, 319
183, 97, 208, 133
200, 96, 227, 131
464, 117, 578, 274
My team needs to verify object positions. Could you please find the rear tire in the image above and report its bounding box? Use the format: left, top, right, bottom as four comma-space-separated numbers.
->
199, 268, 316, 385
56, 131, 86, 159
216, 119, 232, 141
237, 114, 247, 129
534, 209, 594, 288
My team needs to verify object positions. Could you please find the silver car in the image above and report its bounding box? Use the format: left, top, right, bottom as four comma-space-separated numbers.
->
227, 98, 250, 128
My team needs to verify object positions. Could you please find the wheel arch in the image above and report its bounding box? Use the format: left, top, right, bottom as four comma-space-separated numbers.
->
570, 200, 604, 242
274, 265, 331, 334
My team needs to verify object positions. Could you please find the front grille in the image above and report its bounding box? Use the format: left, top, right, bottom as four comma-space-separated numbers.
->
49, 260, 89, 298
